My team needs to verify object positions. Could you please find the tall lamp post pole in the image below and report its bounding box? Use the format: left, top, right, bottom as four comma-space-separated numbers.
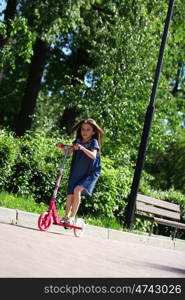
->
125, 0, 175, 228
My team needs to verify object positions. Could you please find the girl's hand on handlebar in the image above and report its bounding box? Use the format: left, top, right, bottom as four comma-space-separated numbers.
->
56, 143, 83, 153
73, 144, 83, 151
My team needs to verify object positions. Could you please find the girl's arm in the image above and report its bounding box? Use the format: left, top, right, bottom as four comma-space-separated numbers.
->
75, 144, 97, 160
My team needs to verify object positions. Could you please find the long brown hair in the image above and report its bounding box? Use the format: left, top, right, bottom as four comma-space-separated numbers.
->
71, 118, 104, 149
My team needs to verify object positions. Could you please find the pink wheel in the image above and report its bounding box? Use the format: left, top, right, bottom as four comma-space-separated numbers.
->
38, 212, 52, 231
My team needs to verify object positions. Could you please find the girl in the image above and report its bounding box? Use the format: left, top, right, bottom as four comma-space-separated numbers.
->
56, 118, 104, 225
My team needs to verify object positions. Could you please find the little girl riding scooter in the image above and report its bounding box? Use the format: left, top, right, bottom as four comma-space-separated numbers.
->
56, 118, 104, 226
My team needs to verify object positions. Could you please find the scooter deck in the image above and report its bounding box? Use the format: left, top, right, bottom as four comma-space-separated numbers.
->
54, 222, 82, 230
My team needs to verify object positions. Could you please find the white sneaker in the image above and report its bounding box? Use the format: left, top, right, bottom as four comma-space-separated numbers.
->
66, 217, 75, 226
61, 216, 75, 229
60, 216, 70, 223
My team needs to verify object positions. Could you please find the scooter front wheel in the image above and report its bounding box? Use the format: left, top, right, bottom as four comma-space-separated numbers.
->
38, 212, 53, 231
74, 218, 85, 238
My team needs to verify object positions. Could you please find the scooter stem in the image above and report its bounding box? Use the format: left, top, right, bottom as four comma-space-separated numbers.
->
52, 146, 70, 198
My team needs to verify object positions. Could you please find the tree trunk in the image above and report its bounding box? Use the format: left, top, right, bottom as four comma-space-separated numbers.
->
0, 0, 18, 83
60, 108, 82, 134
13, 38, 50, 136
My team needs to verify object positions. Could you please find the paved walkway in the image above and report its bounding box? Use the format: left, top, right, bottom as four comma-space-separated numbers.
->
0, 222, 185, 278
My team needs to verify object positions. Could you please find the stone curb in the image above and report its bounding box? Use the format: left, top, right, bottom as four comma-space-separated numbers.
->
0, 206, 185, 252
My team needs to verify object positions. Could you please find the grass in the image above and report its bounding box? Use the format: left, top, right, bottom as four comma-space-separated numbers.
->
84, 215, 123, 230
0, 191, 123, 230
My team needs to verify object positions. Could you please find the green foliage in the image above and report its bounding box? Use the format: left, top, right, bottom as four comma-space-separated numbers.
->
6, 131, 69, 202
0, 0, 95, 71
34, 0, 185, 163
0, 17, 34, 68
0, 129, 20, 190
80, 156, 133, 218
145, 128, 185, 194
22, 0, 94, 41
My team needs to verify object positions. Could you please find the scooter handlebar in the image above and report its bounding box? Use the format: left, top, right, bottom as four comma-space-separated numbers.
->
55, 143, 65, 149
55, 143, 80, 151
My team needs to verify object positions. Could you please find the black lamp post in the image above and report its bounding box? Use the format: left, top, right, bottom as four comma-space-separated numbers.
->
125, 0, 175, 228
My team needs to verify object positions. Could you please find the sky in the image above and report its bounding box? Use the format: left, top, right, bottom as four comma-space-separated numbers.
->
0, 0, 6, 20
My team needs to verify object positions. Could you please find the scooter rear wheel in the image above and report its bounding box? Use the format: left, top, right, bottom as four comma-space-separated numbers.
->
38, 212, 52, 231
73, 218, 85, 238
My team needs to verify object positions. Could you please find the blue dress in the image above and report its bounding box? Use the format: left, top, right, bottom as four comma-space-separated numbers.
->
67, 138, 101, 196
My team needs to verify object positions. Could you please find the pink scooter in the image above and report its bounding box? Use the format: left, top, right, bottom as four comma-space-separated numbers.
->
38, 144, 85, 237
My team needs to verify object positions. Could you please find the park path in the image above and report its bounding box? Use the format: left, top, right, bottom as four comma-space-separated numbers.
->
0, 222, 185, 278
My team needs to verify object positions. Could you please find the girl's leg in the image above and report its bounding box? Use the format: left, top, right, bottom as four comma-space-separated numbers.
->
70, 185, 84, 218
65, 194, 74, 217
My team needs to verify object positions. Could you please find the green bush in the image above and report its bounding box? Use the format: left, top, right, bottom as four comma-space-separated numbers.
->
80, 156, 133, 218
7, 131, 70, 203
0, 129, 20, 190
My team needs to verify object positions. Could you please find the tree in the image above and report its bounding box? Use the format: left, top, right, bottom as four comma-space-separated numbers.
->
0, 0, 33, 82
13, 38, 50, 136
11, 0, 97, 136
41, 0, 170, 158
0, 0, 18, 83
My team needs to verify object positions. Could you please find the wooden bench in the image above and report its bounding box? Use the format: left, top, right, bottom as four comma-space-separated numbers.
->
134, 194, 185, 239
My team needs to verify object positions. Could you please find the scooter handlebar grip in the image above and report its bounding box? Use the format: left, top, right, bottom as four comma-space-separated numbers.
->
56, 143, 65, 149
